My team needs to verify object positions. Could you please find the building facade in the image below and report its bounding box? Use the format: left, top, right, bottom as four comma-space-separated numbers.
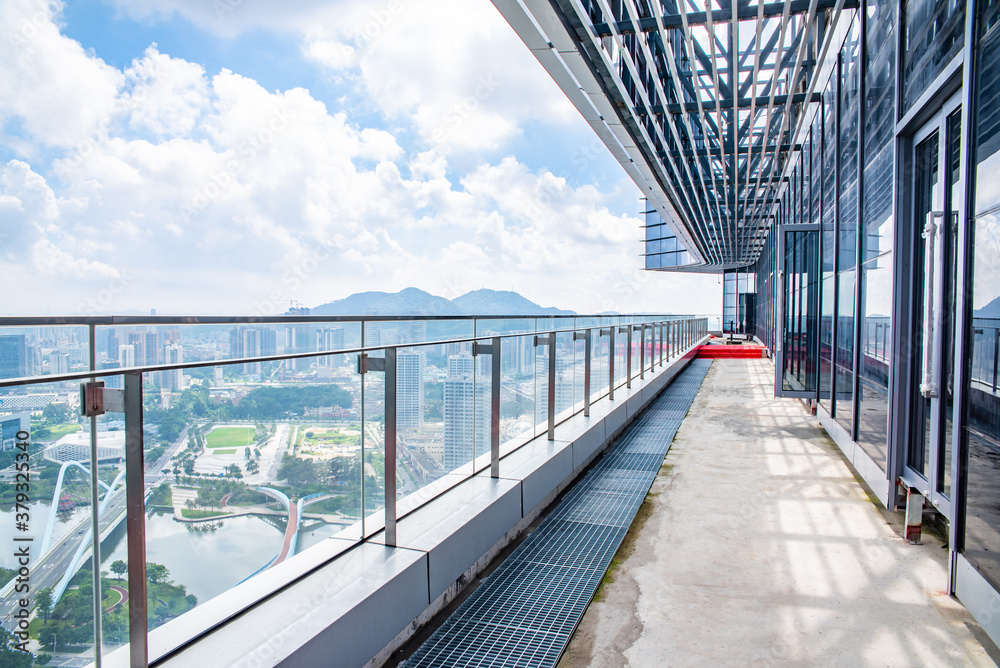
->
397, 350, 426, 431
0, 334, 26, 380
494, 0, 1000, 646
443, 354, 490, 471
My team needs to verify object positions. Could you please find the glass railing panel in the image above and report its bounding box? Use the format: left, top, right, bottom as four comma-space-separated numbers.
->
553, 332, 577, 424
0, 377, 109, 665
645, 326, 654, 372
534, 336, 549, 437
0, 324, 90, 379
431, 342, 480, 481
364, 319, 473, 349
475, 318, 535, 338
499, 335, 537, 458
361, 349, 386, 538
119, 352, 366, 642
590, 325, 610, 404
392, 342, 470, 513
613, 326, 626, 391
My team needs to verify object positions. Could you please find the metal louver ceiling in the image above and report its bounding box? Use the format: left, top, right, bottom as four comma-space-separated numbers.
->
492, 0, 854, 271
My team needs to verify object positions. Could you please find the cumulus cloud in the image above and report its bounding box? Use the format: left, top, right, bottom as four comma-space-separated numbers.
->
0, 0, 123, 149
100, 0, 580, 155
0, 0, 719, 316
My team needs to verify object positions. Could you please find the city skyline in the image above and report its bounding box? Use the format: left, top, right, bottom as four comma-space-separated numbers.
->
0, 0, 720, 317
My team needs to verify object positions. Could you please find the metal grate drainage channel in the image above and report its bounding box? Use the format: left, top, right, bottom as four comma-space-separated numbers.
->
402, 359, 712, 668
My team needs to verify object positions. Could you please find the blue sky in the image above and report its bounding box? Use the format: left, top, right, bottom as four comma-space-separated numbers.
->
0, 0, 719, 315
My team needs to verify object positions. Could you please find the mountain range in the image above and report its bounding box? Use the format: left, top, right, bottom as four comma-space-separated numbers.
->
311, 288, 574, 317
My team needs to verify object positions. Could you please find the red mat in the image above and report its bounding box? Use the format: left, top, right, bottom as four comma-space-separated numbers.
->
696, 344, 766, 359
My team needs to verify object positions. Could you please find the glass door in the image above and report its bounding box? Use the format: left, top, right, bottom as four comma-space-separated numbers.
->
776, 223, 821, 398
904, 94, 963, 518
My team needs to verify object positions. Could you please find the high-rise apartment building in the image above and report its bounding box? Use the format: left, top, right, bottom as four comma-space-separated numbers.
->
316, 327, 346, 367
162, 344, 184, 390
443, 354, 490, 471
230, 326, 276, 375
118, 344, 136, 368
397, 350, 425, 431
48, 351, 70, 375
0, 335, 26, 380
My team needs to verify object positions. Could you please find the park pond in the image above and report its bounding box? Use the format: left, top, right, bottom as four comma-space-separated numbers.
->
1, 502, 351, 605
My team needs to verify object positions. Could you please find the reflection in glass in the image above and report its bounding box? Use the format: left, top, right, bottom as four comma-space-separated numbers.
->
964, 31, 1000, 585
901, 0, 964, 114
907, 133, 939, 478
856, 0, 896, 468
783, 230, 820, 393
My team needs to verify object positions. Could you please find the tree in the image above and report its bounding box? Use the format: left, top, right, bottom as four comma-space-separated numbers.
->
42, 403, 70, 423
244, 447, 251, 460
146, 563, 170, 585
278, 457, 318, 486
0, 626, 33, 668
110, 561, 127, 581
35, 587, 53, 621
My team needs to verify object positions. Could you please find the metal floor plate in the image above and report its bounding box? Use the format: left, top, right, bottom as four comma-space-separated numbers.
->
403, 360, 711, 668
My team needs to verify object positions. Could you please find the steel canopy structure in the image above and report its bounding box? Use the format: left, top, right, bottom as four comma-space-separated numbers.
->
491, 0, 855, 271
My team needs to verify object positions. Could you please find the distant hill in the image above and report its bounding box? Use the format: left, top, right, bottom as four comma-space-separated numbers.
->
975, 295, 1000, 319
451, 289, 574, 316
311, 288, 464, 317
311, 287, 574, 317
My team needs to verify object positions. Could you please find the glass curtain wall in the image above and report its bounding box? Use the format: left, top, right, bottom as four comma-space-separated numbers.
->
857, 0, 897, 471
836, 17, 862, 435
963, 12, 1000, 588
820, 68, 839, 413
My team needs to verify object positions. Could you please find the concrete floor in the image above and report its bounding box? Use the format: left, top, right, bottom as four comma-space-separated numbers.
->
561, 358, 998, 668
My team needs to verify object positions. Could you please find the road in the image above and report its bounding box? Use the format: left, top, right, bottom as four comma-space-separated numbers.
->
0, 488, 128, 631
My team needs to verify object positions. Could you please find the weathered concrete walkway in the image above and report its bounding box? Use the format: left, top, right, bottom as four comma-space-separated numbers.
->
562, 358, 997, 667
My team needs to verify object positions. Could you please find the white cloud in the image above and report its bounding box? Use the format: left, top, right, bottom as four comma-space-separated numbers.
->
0, 0, 720, 317
103, 0, 581, 155
123, 46, 209, 137
0, 0, 123, 149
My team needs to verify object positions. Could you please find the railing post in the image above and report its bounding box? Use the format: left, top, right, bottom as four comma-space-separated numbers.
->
359, 351, 396, 545
603, 327, 615, 400
474, 339, 502, 477
124, 371, 148, 668
384, 348, 397, 546
650, 323, 657, 370
491, 338, 501, 476
993, 329, 999, 393
660, 321, 667, 367
619, 325, 632, 388
635, 325, 645, 380
533, 333, 556, 440
86, 324, 103, 667
574, 330, 591, 417
547, 332, 556, 439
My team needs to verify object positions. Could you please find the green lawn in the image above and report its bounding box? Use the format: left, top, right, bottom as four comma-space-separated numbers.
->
212, 449, 237, 455
205, 427, 254, 449
47, 423, 82, 439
